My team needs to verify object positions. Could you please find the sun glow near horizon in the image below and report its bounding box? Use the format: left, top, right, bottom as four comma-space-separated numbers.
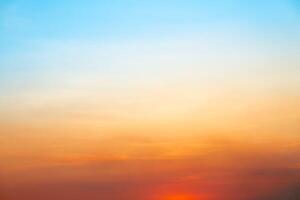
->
1, 1, 300, 200
161, 194, 197, 200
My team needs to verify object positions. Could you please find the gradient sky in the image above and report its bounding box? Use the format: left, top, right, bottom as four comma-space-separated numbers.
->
1, 1, 300, 200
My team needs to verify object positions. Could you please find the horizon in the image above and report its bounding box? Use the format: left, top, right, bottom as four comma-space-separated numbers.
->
1, 1, 300, 200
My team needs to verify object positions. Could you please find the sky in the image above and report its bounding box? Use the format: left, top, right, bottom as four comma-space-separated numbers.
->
0, 1, 300, 200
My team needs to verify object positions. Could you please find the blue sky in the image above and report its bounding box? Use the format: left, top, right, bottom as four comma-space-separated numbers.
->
1, 2, 300, 200
1, 0, 299, 46
0, 0, 300, 99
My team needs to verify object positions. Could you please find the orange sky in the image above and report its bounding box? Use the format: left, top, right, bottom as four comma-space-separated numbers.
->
1, 92, 299, 200
1, 1, 300, 199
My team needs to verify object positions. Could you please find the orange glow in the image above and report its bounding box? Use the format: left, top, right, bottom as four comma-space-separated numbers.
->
160, 194, 198, 200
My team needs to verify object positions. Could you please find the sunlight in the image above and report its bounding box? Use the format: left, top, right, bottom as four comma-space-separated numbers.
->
162, 194, 197, 200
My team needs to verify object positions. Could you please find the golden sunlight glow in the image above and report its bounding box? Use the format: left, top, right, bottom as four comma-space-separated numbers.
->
161, 194, 198, 200
1, 1, 300, 200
